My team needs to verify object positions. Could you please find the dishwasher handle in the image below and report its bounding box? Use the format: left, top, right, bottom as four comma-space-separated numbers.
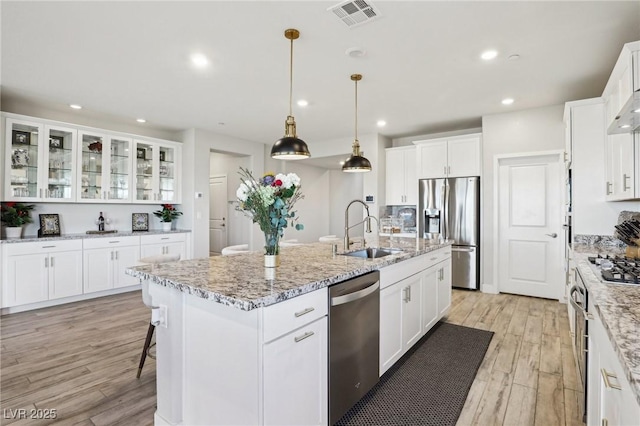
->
331, 281, 379, 306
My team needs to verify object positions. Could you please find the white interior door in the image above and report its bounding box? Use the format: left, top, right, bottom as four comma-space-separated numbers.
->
497, 153, 563, 300
209, 176, 227, 253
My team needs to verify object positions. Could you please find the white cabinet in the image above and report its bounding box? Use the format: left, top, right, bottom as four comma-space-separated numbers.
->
263, 317, 327, 426
385, 146, 417, 205
133, 140, 181, 203
587, 298, 640, 426
83, 236, 140, 293
263, 287, 328, 426
415, 134, 481, 179
2, 240, 83, 307
4, 118, 79, 202
605, 133, 637, 200
140, 233, 187, 259
379, 246, 452, 375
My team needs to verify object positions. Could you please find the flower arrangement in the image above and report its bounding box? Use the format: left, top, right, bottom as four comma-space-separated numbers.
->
1, 202, 35, 227
153, 204, 183, 223
236, 167, 304, 256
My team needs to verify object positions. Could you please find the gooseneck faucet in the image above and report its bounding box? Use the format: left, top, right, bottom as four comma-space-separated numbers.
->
344, 199, 374, 250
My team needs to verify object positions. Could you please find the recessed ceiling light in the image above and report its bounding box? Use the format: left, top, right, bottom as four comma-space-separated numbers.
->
297, 100, 308, 107
377, 120, 386, 127
191, 53, 209, 68
136, 118, 146, 123
620, 124, 631, 129
481, 50, 498, 61
339, 161, 345, 165
345, 47, 366, 58
501, 98, 514, 105
633, 108, 640, 113
69, 104, 82, 109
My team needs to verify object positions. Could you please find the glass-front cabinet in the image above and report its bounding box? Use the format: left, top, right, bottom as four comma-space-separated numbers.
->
78, 131, 133, 203
4, 118, 78, 202
134, 140, 179, 203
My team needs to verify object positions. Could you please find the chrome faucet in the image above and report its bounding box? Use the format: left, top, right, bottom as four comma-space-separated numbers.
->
344, 199, 377, 250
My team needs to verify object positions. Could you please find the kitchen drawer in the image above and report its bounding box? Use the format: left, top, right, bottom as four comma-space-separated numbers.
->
263, 288, 328, 343
4, 239, 82, 255
83, 235, 140, 249
380, 245, 451, 289
140, 233, 186, 245
423, 245, 451, 267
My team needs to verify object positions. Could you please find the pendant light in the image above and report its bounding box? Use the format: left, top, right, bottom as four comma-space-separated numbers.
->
342, 74, 372, 172
271, 28, 311, 160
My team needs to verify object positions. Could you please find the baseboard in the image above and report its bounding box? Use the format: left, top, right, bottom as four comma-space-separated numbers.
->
1, 284, 141, 315
481, 282, 498, 294
154, 411, 175, 426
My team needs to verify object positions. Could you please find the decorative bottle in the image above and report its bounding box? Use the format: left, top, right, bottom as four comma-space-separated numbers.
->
98, 212, 105, 231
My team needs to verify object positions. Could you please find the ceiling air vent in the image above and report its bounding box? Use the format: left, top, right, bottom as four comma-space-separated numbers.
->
328, 0, 382, 28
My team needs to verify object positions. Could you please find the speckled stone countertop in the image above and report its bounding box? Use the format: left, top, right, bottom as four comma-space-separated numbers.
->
0, 229, 191, 244
126, 238, 453, 311
572, 243, 640, 405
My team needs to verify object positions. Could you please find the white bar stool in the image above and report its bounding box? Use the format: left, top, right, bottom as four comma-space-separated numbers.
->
221, 244, 250, 256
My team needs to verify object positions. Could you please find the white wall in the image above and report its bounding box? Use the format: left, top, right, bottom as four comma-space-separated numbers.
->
210, 152, 251, 247
329, 170, 364, 238
481, 104, 566, 290
181, 128, 264, 258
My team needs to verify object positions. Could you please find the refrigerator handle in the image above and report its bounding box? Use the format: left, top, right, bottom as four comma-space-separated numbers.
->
442, 184, 448, 239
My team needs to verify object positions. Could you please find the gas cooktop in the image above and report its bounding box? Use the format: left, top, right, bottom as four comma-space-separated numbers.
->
588, 255, 640, 285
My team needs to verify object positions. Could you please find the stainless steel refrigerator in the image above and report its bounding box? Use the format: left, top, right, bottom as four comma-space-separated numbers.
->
418, 177, 480, 290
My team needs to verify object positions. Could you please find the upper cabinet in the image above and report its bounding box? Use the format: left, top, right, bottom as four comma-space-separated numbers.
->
5, 117, 78, 202
601, 41, 640, 200
3, 113, 182, 204
133, 140, 180, 203
385, 146, 417, 205
414, 133, 481, 179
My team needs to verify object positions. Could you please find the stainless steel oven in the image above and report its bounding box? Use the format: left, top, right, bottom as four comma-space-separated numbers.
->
569, 268, 588, 422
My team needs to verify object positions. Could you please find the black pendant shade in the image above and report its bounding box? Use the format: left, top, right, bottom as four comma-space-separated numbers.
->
271, 136, 311, 160
342, 153, 372, 172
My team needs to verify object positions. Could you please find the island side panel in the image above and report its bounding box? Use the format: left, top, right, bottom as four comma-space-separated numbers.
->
183, 294, 261, 425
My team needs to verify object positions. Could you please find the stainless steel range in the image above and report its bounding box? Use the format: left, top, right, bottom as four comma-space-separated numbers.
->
588, 255, 640, 284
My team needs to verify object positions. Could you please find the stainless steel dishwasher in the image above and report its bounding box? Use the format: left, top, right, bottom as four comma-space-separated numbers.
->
329, 270, 380, 425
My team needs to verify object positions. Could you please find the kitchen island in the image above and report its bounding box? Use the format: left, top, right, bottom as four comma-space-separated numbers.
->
571, 244, 640, 424
126, 239, 452, 426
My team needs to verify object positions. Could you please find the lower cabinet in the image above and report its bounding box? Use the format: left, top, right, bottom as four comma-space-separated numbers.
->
587, 299, 640, 426
380, 247, 452, 375
140, 233, 187, 259
263, 317, 328, 426
2, 240, 83, 307
83, 236, 140, 293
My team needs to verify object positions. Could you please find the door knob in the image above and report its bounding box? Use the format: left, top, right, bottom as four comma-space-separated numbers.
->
546, 233, 558, 238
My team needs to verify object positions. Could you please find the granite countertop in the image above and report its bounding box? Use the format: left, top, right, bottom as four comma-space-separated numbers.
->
0, 229, 191, 244
572, 243, 640, 405
126, 238, 453, 311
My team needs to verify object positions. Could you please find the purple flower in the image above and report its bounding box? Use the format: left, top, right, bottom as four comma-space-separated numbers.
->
261, 174, 275, 186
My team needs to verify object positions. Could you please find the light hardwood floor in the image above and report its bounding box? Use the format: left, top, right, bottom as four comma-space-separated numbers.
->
0, 289, 583, 426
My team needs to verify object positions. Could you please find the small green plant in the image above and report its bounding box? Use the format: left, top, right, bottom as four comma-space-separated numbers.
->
1, 202, 35, 227
153, 204, 183, 223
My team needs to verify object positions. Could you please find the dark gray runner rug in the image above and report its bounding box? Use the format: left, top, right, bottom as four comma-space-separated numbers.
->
335, 322, 494, 426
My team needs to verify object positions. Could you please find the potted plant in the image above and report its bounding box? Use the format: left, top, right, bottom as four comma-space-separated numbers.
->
153, 204, 182, 231
1, 202, 35, 239
236, 167, 304, 267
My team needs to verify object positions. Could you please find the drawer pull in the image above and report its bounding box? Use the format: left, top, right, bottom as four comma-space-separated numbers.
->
109, 241, 120, 244
601, 368, 622, 390
430, 257, 438, 261
294, 307, 315, 317
294, 331, 314, 343
42, 245, 56, 248
161, 237, 170, 240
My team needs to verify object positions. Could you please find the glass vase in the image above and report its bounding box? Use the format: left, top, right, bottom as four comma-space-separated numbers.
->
263, 229, 280, 267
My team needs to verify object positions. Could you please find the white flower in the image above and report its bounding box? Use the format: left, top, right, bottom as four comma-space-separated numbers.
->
236, 181, 253, 201
275, 172, 300, 189
287, 173, 300, 187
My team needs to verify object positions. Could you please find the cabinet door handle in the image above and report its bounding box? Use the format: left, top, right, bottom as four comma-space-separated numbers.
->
444, 166, 447, 175
623, 174, 630, 191
448, 166, 451, 175
40, 189, 43, 198
601, 368, 622, 390
45, 257, 49, 268
50, 257, 54, 267
294, 307, 315, 317
294, 331, 314, 343
606, 181, 612, 195
115, 251, 118, 260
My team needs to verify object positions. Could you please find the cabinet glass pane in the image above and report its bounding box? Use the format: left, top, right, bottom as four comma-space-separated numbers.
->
46, 129, 74, 200
135, 143, 154, 201
81, 134, 104, 200
9, 123, 39, 198
109, 138, 130, 200
159, 146, 175, 201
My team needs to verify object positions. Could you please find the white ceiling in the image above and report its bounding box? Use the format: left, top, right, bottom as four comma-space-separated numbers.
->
2, 1, 639, 154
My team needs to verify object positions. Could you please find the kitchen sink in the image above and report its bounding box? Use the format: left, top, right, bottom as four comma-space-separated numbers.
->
341, 247, 404, 259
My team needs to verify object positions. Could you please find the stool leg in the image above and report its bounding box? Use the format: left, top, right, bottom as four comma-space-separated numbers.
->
137, 322, 155, 379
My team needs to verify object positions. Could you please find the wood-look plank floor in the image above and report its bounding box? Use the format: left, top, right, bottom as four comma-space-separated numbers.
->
1, 289, 583, 426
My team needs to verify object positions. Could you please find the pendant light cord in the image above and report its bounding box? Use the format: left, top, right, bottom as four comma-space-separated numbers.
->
354, 78, 358, 142
289, 37, 294, 117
